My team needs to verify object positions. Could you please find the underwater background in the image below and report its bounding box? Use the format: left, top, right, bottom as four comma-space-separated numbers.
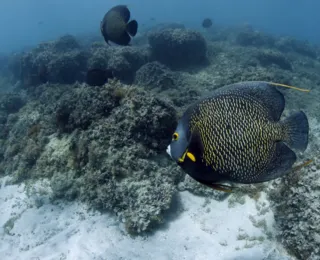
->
2, 0, 320, 53
0, 1, 320, 260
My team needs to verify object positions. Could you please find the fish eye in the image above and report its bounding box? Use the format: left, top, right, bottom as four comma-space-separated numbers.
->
172, 132, 179, 141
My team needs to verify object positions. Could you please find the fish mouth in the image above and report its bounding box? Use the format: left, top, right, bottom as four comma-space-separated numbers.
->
166, 145, 172, 158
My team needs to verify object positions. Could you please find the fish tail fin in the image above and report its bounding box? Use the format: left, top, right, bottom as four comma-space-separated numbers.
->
126, 20, 138, 36
283, 111, 309, 151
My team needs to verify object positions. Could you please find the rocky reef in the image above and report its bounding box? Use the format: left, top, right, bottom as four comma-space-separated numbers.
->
270, 164, 320, 260
256, 49, 292, 71
0, 80, 185, 234
88, 43, 149, 84
1, 23, 320, 255
135, 61, 176, 90
148, 28, 208, 69
268, 118, 320, 260
8, 35, 151, 88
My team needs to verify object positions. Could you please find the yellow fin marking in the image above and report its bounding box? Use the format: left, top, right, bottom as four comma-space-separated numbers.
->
178, 152, 186, 163
268, 82, 310, 93
187, 152, 196, 162
179, 150, 191, 163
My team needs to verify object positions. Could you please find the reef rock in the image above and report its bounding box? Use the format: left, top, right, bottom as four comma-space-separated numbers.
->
145, 23, 186, 34
148, 28, 208, 69
270, 157, 320, 259
16, 35, 88, 87
88, 45, 150, 84
256, 49, 292, 70
236, 30, 275, 47
9, 34, 150, 87
135, 61, 176, 90
0, 93, 26, 114
0, 80, 184, 234
275, 37, 318, 58
52, 34, 81, 52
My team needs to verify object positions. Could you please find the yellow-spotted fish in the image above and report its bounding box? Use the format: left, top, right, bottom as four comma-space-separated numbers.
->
166, 81, 309, 192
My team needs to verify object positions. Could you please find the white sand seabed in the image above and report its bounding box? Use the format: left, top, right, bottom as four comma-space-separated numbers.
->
0, 177, 294, 260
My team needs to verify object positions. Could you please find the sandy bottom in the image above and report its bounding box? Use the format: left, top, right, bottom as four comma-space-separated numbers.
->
0, 177, 294, 260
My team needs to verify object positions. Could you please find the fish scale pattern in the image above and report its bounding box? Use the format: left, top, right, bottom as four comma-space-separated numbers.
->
189, 94, 282, 183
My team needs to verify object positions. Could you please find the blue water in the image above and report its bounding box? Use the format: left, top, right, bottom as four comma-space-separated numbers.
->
0, 0, 318, 53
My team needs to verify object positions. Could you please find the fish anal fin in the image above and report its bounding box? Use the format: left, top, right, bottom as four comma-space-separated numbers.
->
253, 142, 296, 183
116, 31, 131, 46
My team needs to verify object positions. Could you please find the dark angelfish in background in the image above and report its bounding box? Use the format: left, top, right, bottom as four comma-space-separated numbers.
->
100, 5, 138, 46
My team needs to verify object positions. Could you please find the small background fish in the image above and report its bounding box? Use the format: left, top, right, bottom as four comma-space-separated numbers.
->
202, 18, 213, 28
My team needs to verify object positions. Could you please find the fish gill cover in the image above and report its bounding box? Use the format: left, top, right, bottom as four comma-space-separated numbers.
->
0, 2, 320, 259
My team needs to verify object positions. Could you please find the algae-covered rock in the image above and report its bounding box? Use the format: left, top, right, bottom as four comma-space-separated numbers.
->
0, 79, 184, 234
275, 36, 317, 58
0, 93, 26, 114
135, 61, 176, 90
9, 34, 150, 87
148, 28, 208, 69
53, 34, 80, 52
269, 121, 320, 259
88, 45, 149, 84
256, 49, 292, 70
270, 163, 320, 259
17, 38, 88, 87
236, 30, 275, 47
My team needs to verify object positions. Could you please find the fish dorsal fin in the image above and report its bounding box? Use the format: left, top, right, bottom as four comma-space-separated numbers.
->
111, 5, 130, 23
214, 81, 285, 121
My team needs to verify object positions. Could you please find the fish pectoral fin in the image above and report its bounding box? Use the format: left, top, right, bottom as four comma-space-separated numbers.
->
188, 128, 204, 159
